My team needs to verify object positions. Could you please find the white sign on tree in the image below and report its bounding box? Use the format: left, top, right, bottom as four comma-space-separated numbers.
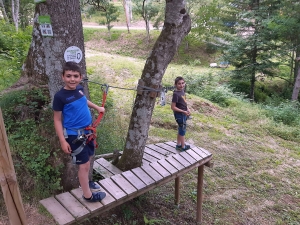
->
64, 46, 83, 63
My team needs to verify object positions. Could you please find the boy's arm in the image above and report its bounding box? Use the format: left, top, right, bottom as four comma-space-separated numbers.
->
53, 111, 71, 154
171, 102, 190, 116
87, 100, 105, 114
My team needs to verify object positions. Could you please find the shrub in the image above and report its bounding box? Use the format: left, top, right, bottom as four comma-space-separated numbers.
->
263, 101, 300, 126
0, 89, 62, 197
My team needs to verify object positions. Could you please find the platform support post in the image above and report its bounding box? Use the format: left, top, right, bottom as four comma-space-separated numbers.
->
175, 176, 180, 205
196, 165, 204, 224
0, 108, 27, 225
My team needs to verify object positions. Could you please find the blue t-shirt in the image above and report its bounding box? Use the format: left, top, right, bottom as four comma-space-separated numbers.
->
53, 85, 92, 135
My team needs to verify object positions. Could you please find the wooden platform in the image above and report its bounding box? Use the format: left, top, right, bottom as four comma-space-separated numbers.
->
40, 141, 212, 225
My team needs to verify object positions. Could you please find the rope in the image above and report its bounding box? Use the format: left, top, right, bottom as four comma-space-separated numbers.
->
82, 78, 172, 93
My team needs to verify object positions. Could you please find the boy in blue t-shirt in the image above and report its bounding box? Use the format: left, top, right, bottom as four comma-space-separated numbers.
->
171, 76, 191, 151
53, 61, 106, 202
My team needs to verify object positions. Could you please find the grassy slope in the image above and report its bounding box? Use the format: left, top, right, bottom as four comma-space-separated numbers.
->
0, 28, 299, 225
81, 28, 300, 224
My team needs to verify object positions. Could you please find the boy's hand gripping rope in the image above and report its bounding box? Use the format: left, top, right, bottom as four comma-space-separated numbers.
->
85, 84, 109, 148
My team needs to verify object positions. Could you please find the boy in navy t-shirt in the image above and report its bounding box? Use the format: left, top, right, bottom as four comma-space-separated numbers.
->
171, 76, 191, 151
53, 61, 106, 202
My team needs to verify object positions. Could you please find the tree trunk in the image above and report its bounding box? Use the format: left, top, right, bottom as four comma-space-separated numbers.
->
16, 0, 89, 191
0, 0, 9, 22
122, 0, 131, 34
116, 0, 191, 171
11, 0, 19, 31
291, 57, 300, 100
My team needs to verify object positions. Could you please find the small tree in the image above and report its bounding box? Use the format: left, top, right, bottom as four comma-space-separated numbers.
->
99, 2, 120, 40
132, 0, 159, 42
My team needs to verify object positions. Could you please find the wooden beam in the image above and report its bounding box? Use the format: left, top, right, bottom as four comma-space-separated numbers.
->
0, 108, 27, 225
175, 177, 180, 205
196, 165, 204, 224
204, 161, 214, 168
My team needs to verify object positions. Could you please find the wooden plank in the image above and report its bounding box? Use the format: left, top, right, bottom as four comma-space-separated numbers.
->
131, 167, 155, 186
164, 141, 177, 148
180, 151, 197, 164
0, 108, 27, 225
165, 156, 185, 170
96, 189, 115, 206
149, 161, 171, 178
144, 147, 164, 160
198, 147, 212, 155
110, 174, 137, 195
140, 164, 164, 182
172, 154, 191, 167
146, 144, 173, 157
95, 158, 123, 175
142, 159, 150, 165
93, 161, 114, 179
142, 151, 159, 163
155, 142, 178, 154
99, 178, 127, 200
55, 192, 89, 218
192, 146, 211, 159
40, 197, 75, 225
186, 149, 204, 161
122, 170, 146, 190
70, 188, 103, 212
157, 159, 178, 174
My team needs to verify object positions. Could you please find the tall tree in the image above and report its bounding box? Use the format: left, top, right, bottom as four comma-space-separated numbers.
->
222, 0, 281, 101
11, 0, 19, 31
13, 0, 88, 190
0, 0, 9, 22
122, 0, 132, 33
116, 0, 191, 171
132, 0, 160, 42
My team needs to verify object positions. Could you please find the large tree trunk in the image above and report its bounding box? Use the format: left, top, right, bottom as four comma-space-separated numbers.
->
15, 0, 89, 191
116, 0, 191, 171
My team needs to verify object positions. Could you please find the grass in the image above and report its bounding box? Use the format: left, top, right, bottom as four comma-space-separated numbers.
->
81, 49, 300, 224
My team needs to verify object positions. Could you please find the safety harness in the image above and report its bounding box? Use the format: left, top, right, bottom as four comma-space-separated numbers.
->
68, 84, 109, 164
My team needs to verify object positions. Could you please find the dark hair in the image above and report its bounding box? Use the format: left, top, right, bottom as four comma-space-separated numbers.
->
62, 61, 82, 76
174, 76, 184, 85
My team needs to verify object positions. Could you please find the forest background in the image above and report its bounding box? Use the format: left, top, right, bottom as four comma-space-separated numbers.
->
0, 0, 300, 224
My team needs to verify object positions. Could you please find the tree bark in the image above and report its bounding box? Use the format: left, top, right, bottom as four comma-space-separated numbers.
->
15, 0, 87, 100
122, 0, 131, 33
291, 57, 300, 100
11, 0, 19, 31
116, 0, 191, 171
0, 0, 9, 22
16, 0, 89, 191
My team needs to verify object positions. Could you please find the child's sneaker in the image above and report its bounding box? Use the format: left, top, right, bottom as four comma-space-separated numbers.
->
89, 181, 101, 192
175, 145, 182, 151
83, 191, 106, 202
181, 145, 190, 152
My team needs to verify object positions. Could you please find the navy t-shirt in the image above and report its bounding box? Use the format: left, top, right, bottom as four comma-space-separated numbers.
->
172, 90, 187, 111
53, 85, 92, 135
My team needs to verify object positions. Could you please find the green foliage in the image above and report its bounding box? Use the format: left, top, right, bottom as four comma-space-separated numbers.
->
0, 89, 62, 197
264, 101, 300, 126
143, 215, 165, 225
99, 2, 120, 34
0, 21, 31, 91
184, 72, 246, 107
